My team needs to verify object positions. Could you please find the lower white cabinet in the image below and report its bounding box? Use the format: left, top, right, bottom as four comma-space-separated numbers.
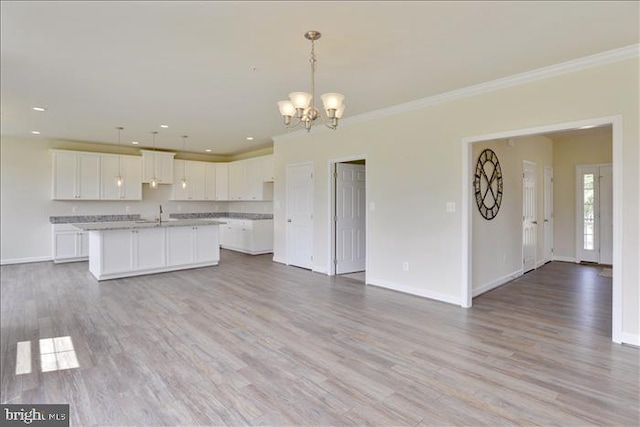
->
219, 219, 273, 255
52, 224, 89, 263
88, 224, 220, 280
166, 225, 219, 266
97, 228, 165, 275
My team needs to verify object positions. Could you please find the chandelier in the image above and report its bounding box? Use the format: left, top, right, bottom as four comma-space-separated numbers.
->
277, 31, 345, 132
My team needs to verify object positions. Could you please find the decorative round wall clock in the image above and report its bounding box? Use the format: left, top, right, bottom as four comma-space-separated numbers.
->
473, 148, 503, 220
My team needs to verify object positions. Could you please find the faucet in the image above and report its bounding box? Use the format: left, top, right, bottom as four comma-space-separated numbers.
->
158, 205, 163, 224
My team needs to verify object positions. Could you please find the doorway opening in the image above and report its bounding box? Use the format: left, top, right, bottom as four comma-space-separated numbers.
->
328, 156, 367, 281
462, 116, 622, 343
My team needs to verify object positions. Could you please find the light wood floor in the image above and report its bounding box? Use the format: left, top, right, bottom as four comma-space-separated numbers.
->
1, 253, 638, 426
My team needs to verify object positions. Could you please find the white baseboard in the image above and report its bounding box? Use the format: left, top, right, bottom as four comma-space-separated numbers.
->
553, 255, 579, 263
621, 332, 640, 347
272, 256, 287, 265
1, 256, 52, 266
473, 269, 524, 297
367, 277, 461, 306
312, 265, 328, 274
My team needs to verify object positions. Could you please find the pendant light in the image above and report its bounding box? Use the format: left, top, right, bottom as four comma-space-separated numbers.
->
180, 135, 188, 189
115, 127, 124, 187
149, 131, 159, 189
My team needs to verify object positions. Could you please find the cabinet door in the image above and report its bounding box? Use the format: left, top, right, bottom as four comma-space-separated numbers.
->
122, 156, 142, 200
194, 226, 219, 263
134, 228, 166, 270
78, 232, 89, 257
262, 156, 274, 182
166, 226, 194, 266
157, 154, 174, 184
52, 152, 78, 200
172, 160, 189, 200
77, 154, 101, 199
102, 230, 134, 274
246, 158, 263, 201
54, 232, 78, 259
215, 163, 229, 200
187, 161, 206, 200
142, 151, 155, 183
229, 162, 247, 200
100, 156, 121, 200
204, 164, 216, 200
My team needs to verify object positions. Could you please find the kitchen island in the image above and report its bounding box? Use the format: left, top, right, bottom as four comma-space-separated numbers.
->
73, 219, 224, 281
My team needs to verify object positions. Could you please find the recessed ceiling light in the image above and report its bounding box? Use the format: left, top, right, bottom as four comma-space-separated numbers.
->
31, 131, 41, 135
205, 149, 212, 152
32, 107, 46, 112
246, 136, 254, 140
160, 124, 169, 128
131, 141, 139, 145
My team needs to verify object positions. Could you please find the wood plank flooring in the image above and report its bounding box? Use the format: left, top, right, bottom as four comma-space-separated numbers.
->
1, 253, 638, 426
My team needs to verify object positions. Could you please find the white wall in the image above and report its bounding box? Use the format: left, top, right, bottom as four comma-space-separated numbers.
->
552, 129, 613, 260
0, 136, 271, 263
273, 57, 639, 343
472, 136, 553, 295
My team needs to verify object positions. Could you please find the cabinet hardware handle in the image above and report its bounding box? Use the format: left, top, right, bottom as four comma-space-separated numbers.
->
532, 221, 538, 224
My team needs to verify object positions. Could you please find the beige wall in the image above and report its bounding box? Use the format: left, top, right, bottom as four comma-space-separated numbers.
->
552, 129, 613, 259
273, 58, 639, 342
472, 136, 553, 294
0, 136, 272, 262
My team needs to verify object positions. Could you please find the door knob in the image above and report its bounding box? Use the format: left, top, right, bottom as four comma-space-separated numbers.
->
287, 219, 292, 223
532, 221, 538, 224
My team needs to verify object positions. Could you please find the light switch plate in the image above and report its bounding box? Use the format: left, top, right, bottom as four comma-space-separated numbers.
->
446, 202, 456, 213
369, 202, 375, 211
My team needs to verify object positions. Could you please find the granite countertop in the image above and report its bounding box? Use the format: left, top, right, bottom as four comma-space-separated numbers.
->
72, 219, 226, 231
170, 212, 273, 220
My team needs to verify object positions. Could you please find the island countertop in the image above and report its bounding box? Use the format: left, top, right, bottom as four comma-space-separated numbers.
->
72, 219, 226, 231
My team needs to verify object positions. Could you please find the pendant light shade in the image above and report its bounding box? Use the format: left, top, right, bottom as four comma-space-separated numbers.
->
149, 131, 159, 189
180, 135, 188, 189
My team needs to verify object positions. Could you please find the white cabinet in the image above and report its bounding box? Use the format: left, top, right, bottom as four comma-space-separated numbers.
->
219, 219, 273, 255
141, 150, 175, 184
88, 224, 221, 280
262, 155, 274, 182
215, 163, 229, 200
100, 155, 142, 200
228, 156, 273, 201
204, 163, 216, 201
166, 225, 219, 266
52, 151, 101, 200
94, 228, 166, 276
172, 160, 207, 200
52, 224, 89, 263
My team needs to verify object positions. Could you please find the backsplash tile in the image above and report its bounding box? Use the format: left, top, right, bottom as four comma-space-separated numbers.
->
170, 212, 273, 220
49, 214, 141, 224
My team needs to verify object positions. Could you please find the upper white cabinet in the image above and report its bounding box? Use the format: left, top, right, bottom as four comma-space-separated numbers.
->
228, 156, 274, 201
215, 163, 229, 200
52, 150, 142, 201
52, 151, 101, 200
100, 154, 142, 200
141, 150, 175, 184
172, 160, 224, 201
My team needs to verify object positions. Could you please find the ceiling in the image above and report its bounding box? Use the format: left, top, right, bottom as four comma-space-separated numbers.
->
1, 1, 638, 155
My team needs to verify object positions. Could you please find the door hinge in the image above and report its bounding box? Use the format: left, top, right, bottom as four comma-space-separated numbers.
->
311, 256, 313, 261
310, 214, 313, 220
334, 259, 338, 266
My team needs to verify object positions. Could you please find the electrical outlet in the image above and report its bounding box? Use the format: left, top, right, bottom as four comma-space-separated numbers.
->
125, 205, 130, 212
403, 261, 409, 271
369, 202, 376, 211
72, 206, 78, 213
177, 205, 182, 212
446, 202, 456, 213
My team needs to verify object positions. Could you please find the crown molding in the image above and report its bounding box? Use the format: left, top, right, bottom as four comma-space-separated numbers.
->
274, 44, 639, 142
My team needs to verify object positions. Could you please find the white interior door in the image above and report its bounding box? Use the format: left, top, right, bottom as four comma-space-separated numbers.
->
522, 161, 537, 273
543, 166, 554, 263
335, 163, 366, 274
599, 165, 613, 265
286, 163, 314, 269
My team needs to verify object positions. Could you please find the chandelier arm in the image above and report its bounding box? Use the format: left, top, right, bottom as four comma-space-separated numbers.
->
310, 39, 316, 112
